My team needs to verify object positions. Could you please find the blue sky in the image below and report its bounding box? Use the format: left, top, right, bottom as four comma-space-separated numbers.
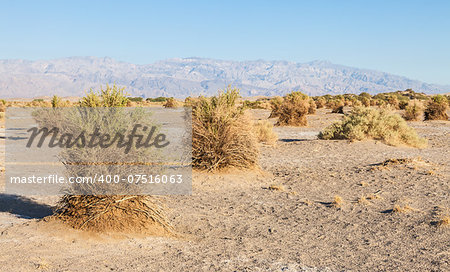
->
1, 0, 449, 85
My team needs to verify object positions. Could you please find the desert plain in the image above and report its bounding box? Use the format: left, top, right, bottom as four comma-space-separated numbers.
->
0, 107, 449, 272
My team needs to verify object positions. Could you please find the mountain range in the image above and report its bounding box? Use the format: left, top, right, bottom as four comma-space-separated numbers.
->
0, 56, 448, 98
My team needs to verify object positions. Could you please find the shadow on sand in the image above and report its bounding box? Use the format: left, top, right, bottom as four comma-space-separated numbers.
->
0, 194, 53, 219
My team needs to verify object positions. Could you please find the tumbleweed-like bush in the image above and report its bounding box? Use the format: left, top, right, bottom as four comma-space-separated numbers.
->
192, 87, 259, 171
36, 85, 173, 235
163, 97, 178, 108
275, 92, 310, 126
403, 100, 424, 121
318, 107, 427, 148
424, 95, 448, 121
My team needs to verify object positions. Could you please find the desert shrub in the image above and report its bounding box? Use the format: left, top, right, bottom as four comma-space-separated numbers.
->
331, 103, 345, 114
352, 100, 362, 107
275, 92, 310, 126
254, 120, 278, 145
424, 95, 449, 121
308, 99, 317, 114
360, 97, 371, 107
243, 100, 270, 110
49, 86, 173, 234
128, 97, 143, 102
269, 96, 284, 118
80, 84, 128, 107
359, 92, 372, 99
192, 87, 259, 171
146, 97, 168, 103
0, 101, 5, 121
163, 97, 178, 108
398, 100, 409, 110
318, 107, 427, 148
315, 97, 326, 108
51, 95, 61, 108
31, 98, 49, 107
184, 96, 203, 107
387, 96, 399, 109
327, 99, 344, 110
403, 100, 424, 121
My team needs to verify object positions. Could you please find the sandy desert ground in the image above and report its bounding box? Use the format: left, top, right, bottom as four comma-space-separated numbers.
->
0, 108, 449, 271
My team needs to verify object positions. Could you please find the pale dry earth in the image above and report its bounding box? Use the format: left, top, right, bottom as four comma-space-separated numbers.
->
0, 109, 449, 271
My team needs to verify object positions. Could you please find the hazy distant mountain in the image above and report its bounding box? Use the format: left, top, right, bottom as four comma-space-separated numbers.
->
0, 56, 448, 98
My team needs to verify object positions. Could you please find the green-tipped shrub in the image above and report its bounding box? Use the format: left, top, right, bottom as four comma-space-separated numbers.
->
192, 87, 259, 171
146, 97, 168, 103
403, 100, 423, 121
424, 95, 449, 120
80, 84, 129, 107
319, 107, 427, 148
128, 97, 143, 102
51, 95, 61, 108
276, 92, 310, 126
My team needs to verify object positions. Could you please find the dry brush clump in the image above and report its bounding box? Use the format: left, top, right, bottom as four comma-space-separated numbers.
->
275, 92, 310, 126
268, 96, 284, 118
319, 107, 427, 148
45, 85, 173, 235
315, 97, 326, 109
0, 99, 5, 122
163, 97, 179, 108
403, 100, 424, 121
254, 120, 278, 145
424, 95, 449, 121
192, 87, 259, 171
308, 99, 317, 114
80, 84, 129, 107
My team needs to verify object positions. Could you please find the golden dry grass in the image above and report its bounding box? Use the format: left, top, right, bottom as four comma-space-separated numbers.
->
392, 204, 415, 213
357, 195, 371, 205
254, 120, 278, 145
331, 195, 343, 208
437, 215, 450, 227
267, 184, 285, 191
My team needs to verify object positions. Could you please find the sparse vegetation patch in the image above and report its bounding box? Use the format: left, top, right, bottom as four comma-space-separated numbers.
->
191, 87, 259, 171
318, 107, 427, 148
